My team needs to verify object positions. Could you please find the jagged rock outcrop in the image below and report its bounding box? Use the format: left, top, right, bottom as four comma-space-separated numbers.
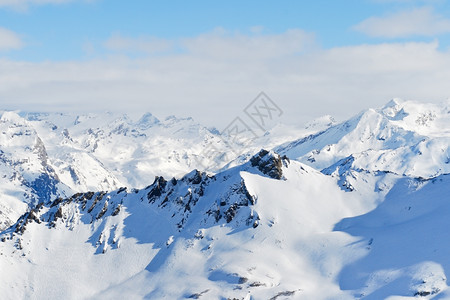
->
3, 150, 274, 254
250, 149, 290, 180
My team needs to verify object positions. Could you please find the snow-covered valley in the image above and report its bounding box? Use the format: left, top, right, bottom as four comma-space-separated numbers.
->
1, 99, 450, 299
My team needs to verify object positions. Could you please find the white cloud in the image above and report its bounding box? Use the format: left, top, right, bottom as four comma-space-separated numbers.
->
181, 28, 316, 60
0, 27, 22, 50
104, 33, 173, 54
102, 28, 315, 59
354, 7, 450, 38
1, 30, 450, 128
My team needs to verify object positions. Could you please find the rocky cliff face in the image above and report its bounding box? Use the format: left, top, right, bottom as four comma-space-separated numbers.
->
250, 149, 290, 180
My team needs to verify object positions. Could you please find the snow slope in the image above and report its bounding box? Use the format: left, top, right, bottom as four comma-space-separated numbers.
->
0, 146, 448, 299
1, 99, 450, 299
0, 150, 372, 299
0, 111, 71, 230
277, 99, 450, 179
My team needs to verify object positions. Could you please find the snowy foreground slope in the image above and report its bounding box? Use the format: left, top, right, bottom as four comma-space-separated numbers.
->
1, 99, 450, 299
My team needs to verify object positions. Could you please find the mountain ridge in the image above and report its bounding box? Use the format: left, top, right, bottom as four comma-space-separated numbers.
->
1, 99, 450, 299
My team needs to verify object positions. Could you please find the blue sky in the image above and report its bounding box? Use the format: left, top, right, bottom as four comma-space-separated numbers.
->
2, 0, 447, 61
1, 0, 450, 127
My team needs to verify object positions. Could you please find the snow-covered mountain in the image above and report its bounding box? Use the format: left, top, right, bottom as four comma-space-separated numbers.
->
277, 98, 450, 179
1, 99, 450, 299
0, 110, 316, 232
21, 111, 225, 188
0, 112, 72, 231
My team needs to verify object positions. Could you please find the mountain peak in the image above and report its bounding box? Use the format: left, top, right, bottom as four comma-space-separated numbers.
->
383, 97, 404, 108
305, 115, 336, 130
137, 112, 160, 130
164, 115, 195, 124
0, 111, 27, 125
379, 98, 408, 120
249, 149, 290, 180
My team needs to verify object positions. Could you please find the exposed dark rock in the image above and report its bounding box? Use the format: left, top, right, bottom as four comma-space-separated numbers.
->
62, 128, 71, 140
87, 192, 106, 213
147, 176, 167, 203
15, 239, 22, 250
414, 289, 439, 297
249, 281, 266, 287
206, 206, 221, 222
117, 187, 127, 194
225, 204, 238, 223
28, 210, 41, 224
190, 170, 203, 184
111, 204, 121, 216
51, 197, 64, 208
97, 202, 108, 219
33, 136, 49, 165
159, 195, 169, 207
239, 180, 256, 205
250, 149, 289, 180
187, 289, 210, 299
198, 184, 205, 196
80, 192, 95, 210
54, 207, 63, 220
70, 192, 84, 200
48, 206, 64, 227
269, 290, 299, 300
14, 207, 43, 234
237, 277, 248, 284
